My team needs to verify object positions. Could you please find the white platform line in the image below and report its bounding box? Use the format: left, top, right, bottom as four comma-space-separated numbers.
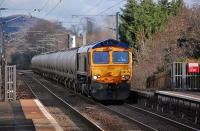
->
34, 99, 63, 131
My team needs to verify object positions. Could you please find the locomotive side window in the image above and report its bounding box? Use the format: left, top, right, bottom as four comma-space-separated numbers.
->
78, 54, 81, 71
88, 54, 90, 64
84, 56, 87, 71
93, 52, 109, 64
77, 53, 79, 70
113, 51, 129, 64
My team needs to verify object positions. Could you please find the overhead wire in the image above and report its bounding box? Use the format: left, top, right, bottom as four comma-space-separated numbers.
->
84, 0, 104, 14
75, 0, 125, 27
45, 0, 62, 16
5, 8, 35, 11
3, 15, 24, 24
40, 0, 50, 11
96, 0, 126, 15
0, 0, 124, 32
73, 0, 125, 37
0, 0, 5, 7
74, 0, 122, 29
71, 14, 115, 17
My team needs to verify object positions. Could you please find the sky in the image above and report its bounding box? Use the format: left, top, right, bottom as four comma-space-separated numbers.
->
0, 0, 199, 28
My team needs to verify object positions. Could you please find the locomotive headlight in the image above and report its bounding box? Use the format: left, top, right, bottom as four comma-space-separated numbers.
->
93, 76, 98, 80
93, 75, 100, 80
122, 75, 130, 80
125, 75, 130, 80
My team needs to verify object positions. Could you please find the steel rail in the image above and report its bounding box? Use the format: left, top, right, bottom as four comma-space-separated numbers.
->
77, 90, 199, 131
22, 75, 104, 131
22, 70, 200, 131
100, 104, 158, 131
125, 104, 199, 131
75, 93, 157, 131
31, 73, 156, 131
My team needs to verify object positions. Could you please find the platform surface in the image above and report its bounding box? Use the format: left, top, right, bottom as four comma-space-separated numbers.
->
0, 100, 35, 131
0, 99, 62, 131
156, 90, 200, 103
131, 88, 155, 97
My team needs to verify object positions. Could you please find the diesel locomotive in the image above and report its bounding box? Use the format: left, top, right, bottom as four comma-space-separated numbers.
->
31, 39, 132, 101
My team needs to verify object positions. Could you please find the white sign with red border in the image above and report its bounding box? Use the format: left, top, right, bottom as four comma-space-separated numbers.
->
188, 63, 199, 73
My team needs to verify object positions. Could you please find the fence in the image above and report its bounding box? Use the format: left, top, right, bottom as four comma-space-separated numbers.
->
4, 65, 16, 101
172, 62, 200, 90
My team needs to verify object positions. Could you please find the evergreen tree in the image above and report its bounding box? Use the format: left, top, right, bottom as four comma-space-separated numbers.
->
120, 0, 138, 48
120, 0, 183, 50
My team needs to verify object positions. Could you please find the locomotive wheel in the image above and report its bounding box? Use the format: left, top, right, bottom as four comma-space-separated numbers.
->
81, 84, 84, 94
72, 82, 77, 93
69, 81, 73, 89
64, 80, 68, 88
84, 84, 91, 97
88, 84, 91, 97
75, 82, 80, 93
66, 81, 70, 88
77, 83, 81, 94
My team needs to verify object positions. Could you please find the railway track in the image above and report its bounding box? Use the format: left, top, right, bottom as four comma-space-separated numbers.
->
21, 71, 157, 131
79, 94, 199, 131
125, 104, 199, 131
21, 72, 102, 131
21, 71, 199, 131
106, 103, 199, 131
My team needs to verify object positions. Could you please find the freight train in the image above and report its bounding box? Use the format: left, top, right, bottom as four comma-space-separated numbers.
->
31, 39, 132, 101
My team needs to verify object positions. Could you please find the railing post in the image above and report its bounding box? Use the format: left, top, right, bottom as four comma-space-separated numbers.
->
182, 62, 186, 89
13, 65, 16, 100
172, 62, 176, 88
4, 65, 7, 101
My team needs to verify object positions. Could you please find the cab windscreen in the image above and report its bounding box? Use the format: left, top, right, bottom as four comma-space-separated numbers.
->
93, 51, 109, 64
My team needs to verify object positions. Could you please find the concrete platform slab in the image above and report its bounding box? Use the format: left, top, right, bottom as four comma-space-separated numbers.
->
156, 90, 200, 103
20, 99, 63, 131
0, 101, 35, 131
0, 99, 63, 131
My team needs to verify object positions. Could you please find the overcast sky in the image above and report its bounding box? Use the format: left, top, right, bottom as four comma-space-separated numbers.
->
0, 0, 199, 28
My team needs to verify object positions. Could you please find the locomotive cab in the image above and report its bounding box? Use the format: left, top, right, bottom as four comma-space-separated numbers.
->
89, 42, 132, 101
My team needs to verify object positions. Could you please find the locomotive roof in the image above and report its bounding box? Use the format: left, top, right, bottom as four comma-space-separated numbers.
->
78, 39, 129, 53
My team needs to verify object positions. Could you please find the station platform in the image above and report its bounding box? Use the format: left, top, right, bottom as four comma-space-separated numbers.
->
131, 89, 155, 97
0, 99, 62, 131
131, 88, 200, 104
156, 90, 200, 103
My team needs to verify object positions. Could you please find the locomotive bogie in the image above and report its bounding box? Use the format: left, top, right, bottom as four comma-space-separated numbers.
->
90, 82, 130, 100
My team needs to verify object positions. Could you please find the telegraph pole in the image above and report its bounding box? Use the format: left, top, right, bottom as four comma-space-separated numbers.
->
0, 8, 7, 101
82, 30, 87, 45
116, 12, 120, 41
0, 21, 3, 101
0, 19, 5, 101
82, 17, 89, 45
